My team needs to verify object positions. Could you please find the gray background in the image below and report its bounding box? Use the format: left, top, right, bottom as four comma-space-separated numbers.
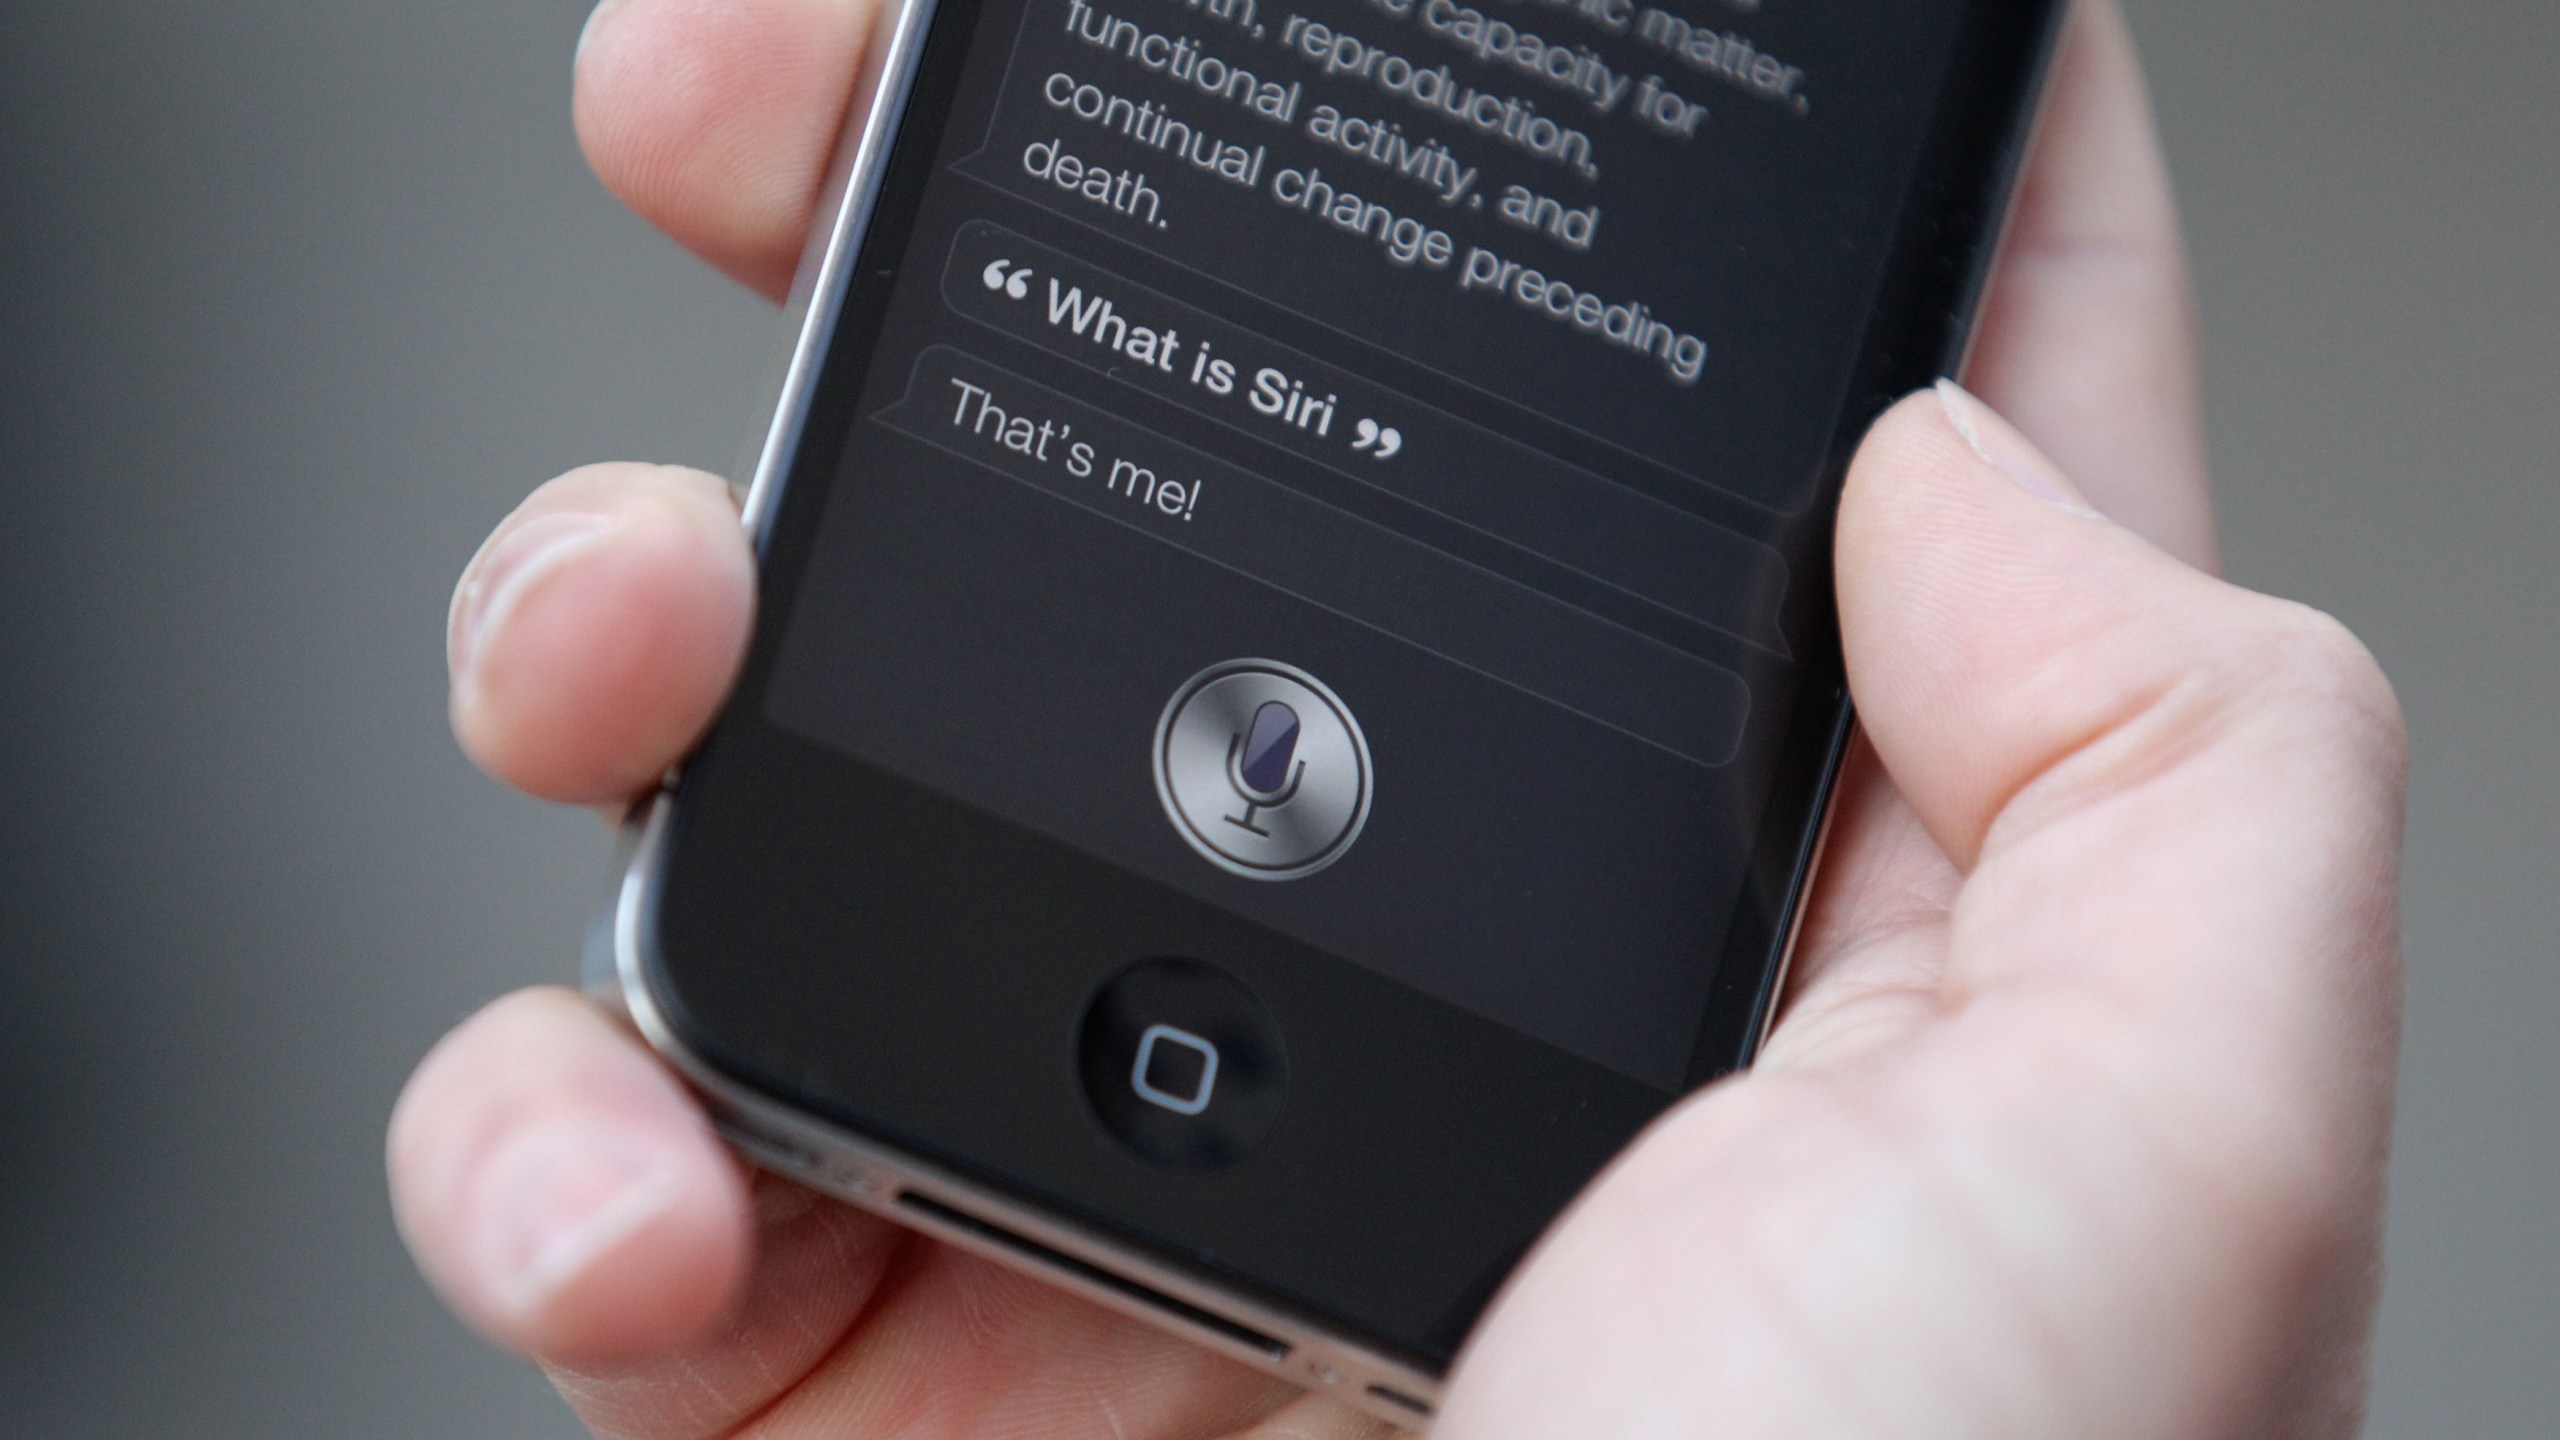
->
0, 0, 2549, 1433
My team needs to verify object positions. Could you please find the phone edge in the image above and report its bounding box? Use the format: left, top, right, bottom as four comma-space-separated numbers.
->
735, 0, 942, 548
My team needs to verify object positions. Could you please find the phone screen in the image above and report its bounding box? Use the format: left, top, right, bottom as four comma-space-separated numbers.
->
650, 0, 2057, 1367
753, 0, 1989, 1092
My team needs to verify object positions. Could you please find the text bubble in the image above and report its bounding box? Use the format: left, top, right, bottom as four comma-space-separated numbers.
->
873, 345, 1751, 767
943, 219, 1791, 656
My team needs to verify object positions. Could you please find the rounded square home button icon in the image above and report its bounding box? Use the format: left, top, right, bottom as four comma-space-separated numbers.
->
1131, 1024, 1219, 1116
1078, 959, 1286, 1171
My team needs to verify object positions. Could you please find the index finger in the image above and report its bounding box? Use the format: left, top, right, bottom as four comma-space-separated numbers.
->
575, 0, 881, 299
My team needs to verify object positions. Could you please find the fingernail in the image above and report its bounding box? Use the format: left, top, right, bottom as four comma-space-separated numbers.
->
576, 0, 629, 63
1933, 380, 2106, 519
468, 1124, 680, 1318
448, 512, 620, 684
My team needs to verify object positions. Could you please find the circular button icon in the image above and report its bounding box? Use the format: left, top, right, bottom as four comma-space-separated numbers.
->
1153, 660, 1371, 881
1078, 958, 1287, 1172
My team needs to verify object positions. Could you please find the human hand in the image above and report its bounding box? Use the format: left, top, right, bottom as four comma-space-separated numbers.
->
389, 2, 2406, 1436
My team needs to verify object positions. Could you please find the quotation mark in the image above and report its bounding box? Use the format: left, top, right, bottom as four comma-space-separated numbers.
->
1350, 418, 1402, 461
980, 258, 1034, 299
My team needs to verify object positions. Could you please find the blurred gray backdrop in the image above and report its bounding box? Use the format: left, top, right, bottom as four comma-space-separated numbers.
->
1, 0, 2550, 1433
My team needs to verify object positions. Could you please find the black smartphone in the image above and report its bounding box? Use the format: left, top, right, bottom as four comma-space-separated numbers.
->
594, 0, 2061, 1422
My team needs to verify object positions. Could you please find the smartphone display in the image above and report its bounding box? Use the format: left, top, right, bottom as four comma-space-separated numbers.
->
621, 0, 2058, 1414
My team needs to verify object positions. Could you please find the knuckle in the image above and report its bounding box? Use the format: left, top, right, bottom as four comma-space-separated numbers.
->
2223, 598, 2407, 770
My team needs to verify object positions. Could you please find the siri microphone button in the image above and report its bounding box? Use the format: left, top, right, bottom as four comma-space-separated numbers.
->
1153, 660, 1371, 880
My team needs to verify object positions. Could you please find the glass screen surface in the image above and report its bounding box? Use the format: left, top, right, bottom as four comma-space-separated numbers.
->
761, 0, 1974, 1091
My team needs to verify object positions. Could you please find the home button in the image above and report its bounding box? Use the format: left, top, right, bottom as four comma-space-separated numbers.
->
1078, 958, 1286, 1172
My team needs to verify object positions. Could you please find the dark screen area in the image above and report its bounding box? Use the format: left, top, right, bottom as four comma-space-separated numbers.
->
762, 0, 1988, 1088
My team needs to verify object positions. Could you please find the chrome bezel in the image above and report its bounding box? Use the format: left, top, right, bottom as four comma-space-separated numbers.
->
732, 0, 939, 548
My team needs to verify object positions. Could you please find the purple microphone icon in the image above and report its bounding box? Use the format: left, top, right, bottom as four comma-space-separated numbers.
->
1155, 659, 1369, 880
1223, 701, 1304, 836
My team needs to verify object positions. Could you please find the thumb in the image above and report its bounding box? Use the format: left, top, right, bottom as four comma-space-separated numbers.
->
1842, 379, 2402, 920
1832, 383, 2407, 1436
1840, 379, 2403, 1118
1430, 391, 2404, 1440
1428, 393, 2404, 1440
